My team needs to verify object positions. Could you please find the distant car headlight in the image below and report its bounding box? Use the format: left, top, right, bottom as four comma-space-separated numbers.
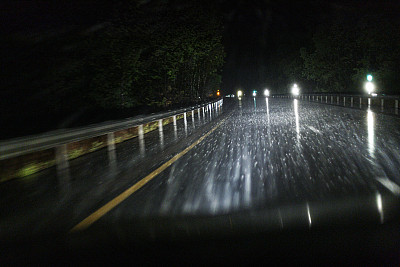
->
292, 84, 300, 96
365, 82, 375, 95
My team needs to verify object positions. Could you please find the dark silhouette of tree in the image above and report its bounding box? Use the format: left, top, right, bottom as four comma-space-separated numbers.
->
300, 4, 400, 94
84, 1, 225, 109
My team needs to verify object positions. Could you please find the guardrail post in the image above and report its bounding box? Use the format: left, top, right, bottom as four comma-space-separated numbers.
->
313, 96, 315, 101
138, 124, 145, 155
337, 96, 339, 104
325, 96, 328, 103
184, 112, 188, 135
368, 98, 371, 107
381, 99, 384, 108
309, 95, 311, 101
202, 106, 205, 117
56, 144, 70, 179
55, 144, 70, 196
107, 132, 117, 169
158, 119, 164, 148
395, 100, 399, 115
172, 116, 178, 140
343, 97, 346, 106
173, 115, 177, 126
351, 97, 353, 107
331, 96, 333, 104
198, 108, 201, 122
192, 110, 195, 128
360, 97, 362, 108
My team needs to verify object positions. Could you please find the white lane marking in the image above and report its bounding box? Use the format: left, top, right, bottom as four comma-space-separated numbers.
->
306, 203, 312, 228
307, 126, 321, 134
376, 192, 384, 224
375, 177, 400, 196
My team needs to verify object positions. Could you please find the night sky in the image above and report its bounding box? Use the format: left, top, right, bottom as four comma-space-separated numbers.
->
220, 0, 315, 92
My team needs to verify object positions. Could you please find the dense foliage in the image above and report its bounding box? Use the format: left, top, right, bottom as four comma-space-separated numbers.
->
300, 13, 400, 94
0, 1, 225, 138
84, 2, 225, 109
0, 1, 225, 139
0, 1, 224, 136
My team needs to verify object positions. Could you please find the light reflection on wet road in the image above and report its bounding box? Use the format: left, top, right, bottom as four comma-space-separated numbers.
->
1, 97, 400, 237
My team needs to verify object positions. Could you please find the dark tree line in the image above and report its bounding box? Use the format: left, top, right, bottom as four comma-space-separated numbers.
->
0, 1, 224, 137
301, 11, 400, 94
263, 0, 400, 94
82, 1, 225, 109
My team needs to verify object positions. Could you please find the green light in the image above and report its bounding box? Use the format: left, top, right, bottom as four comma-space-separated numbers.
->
367, 74, 373, 82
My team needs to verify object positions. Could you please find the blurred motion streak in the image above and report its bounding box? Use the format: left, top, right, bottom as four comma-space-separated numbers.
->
294, 99, 300, 142
367, 109, 375, 158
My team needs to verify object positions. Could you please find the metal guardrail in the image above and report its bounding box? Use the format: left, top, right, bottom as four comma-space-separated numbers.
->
273, 94, 399, 113
0, 99, 223, 181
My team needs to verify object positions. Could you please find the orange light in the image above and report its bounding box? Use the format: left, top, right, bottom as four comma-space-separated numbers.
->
217, 91, 220, 96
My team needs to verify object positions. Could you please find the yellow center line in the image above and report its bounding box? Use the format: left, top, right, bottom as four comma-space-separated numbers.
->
70, 118, 227, 233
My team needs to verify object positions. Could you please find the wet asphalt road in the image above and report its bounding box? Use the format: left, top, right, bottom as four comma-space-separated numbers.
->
100, 97, 400, 223
1, 97, 400, 240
